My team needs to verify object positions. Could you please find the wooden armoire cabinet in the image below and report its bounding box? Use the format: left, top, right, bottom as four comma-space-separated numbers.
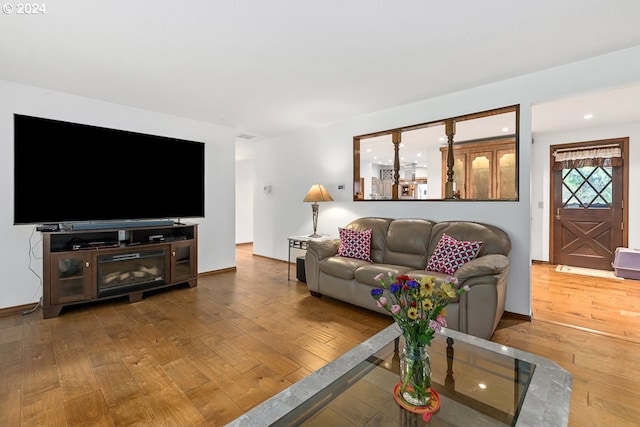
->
440, 138, 516, 200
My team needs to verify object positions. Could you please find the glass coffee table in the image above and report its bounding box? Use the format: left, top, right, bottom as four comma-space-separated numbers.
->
226, 324, 571, 426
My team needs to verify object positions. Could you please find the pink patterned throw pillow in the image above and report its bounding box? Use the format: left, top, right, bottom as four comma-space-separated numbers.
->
337, 228, 373, 262
426, 233, 482, 275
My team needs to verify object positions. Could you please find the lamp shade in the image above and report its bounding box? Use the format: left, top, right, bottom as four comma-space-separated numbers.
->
303, 184, 334, 203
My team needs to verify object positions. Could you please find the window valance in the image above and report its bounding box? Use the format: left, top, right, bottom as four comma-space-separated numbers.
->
553, 145, 622, 170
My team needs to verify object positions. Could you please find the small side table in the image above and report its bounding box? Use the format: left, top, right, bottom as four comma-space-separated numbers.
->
287, 235, 333, 281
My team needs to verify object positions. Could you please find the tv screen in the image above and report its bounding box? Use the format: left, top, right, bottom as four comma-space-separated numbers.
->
14, 114, 205, 225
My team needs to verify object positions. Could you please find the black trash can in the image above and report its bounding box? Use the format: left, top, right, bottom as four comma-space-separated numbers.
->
296, 256, 307, 283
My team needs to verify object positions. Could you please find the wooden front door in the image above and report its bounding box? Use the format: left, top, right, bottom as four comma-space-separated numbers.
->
550, 139, 628, 270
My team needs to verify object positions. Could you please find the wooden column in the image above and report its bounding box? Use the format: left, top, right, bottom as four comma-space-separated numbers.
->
353, 137, 362, 200
392, 131, 401, 199
444, 119, 456, 199
445, 337, 455, 390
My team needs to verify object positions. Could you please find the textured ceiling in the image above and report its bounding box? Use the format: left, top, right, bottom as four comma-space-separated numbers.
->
2, 1, 640, 139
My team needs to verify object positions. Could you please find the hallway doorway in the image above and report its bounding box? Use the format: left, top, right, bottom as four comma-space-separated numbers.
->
549, 138, 628, 270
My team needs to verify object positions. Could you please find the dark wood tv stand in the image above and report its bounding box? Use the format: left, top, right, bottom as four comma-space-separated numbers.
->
41, 223, 198, 318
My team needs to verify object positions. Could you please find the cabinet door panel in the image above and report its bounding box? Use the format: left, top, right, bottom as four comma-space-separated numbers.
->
171, 241, 196, 283
496, 148, 517, 199
50, 252, 93, 304
468, 151, 493, 199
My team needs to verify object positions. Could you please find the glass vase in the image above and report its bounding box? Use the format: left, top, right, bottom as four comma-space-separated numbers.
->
399, 342, 432, 407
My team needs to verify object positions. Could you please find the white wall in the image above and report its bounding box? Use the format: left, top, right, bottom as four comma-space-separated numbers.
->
252, 45, 640, 317
0, 80, 236, 309
531, 122, 640, 261
235, 157, 254, 244
253, 99, 534, 317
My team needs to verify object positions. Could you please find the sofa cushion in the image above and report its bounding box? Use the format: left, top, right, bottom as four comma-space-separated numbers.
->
337, 227, 373, 261
320, 256, 370, 280
430, 221, 510, 257
426, 233, 482, 275
354, 264, 413, 287
344, 217, 392, 263
383, 218, 434, 269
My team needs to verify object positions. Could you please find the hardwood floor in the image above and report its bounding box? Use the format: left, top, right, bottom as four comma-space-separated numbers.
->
530, 263, 640, 343
0, 246, 639, 426
496, 263, 640, 427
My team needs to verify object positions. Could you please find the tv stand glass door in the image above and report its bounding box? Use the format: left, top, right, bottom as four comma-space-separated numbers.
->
50, 252, 94, 304
97, 248, 167, 298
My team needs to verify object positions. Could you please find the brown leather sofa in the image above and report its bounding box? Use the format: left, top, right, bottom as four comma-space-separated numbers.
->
305, 217, 511, 340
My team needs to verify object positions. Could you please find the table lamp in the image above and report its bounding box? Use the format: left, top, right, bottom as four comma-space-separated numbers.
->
303, 184, 334, 237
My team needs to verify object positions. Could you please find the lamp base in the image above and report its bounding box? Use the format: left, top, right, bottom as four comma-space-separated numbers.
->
308, 233, 322, 238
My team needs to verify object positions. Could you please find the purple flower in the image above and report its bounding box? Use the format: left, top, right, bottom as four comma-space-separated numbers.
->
370, 288, 383, 297
407, 280, 419, 289
389, 283, 401, 293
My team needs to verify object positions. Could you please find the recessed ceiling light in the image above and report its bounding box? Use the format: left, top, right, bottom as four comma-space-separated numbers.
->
584, 114, 594, 120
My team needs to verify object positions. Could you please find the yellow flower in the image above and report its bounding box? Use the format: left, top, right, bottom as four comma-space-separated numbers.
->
418, 276, 435, 287
372, 271, 470, 349
440, 282, 456, 298
418, 276, 435, 297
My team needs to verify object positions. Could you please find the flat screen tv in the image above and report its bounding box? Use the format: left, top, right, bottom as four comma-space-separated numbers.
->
14, 114, 205, 225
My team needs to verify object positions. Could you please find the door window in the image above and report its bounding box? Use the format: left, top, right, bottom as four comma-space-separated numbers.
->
562, 166, 612, 209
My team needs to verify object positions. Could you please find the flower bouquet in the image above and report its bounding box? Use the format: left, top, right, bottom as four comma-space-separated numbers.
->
371, 273, 469, 407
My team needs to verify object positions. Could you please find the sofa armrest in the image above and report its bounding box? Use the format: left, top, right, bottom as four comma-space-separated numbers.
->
305, 239, 340, 293
454, 254, 510, 339
453, 254, 509, 284
307, 239, 340, 260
